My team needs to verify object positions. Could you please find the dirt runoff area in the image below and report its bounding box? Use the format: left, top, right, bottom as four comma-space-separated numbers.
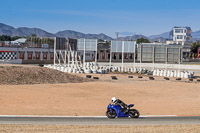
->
0, 73, 200, 116
0, 124, 200, 133
0, 65, 89, 84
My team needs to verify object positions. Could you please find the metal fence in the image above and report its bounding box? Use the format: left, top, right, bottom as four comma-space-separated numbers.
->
111, 41, 135, 53
77, 39, 97, 51
137, 44, 182, 63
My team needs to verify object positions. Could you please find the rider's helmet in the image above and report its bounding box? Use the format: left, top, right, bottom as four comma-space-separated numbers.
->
112, 97, 117, 103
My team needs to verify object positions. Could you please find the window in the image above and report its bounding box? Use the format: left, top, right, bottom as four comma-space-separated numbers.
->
125, 53, 128, 59
20, 53, 24, 59
28, 53, 32, 60
130, 54, 132, 59
36, 53, 40, 60
43, 53, 47, 60
119, 54, 122, 59
177, 35, 183, 39
113, 54, 116, 59
175, 29, 183, 33
85, 53, 90, 56
50, 54, 54, 60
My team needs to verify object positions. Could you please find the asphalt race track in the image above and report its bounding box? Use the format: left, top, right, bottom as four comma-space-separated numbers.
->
0, 116, 200, 125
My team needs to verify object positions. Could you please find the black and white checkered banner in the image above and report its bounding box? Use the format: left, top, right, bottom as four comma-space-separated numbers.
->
0, 51, 17, 60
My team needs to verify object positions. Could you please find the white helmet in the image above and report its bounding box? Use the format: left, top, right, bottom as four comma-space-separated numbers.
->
112, 97, 117, 103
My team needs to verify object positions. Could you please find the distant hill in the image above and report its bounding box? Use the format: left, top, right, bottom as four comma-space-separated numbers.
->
1, 23, 200, 41
149, 37, 167, 43
0, 23, 23, 36
118, 35, 148, 41
0, 23, 113, 40
55, 30, 113, 40
192, 30, 200, 39
17, 27, 54, 37
148, 32, 170, 39
118, 35, 166, 43
148, 30, 200, 42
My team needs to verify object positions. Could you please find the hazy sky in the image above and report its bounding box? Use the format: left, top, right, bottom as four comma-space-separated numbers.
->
1, 0, 200, 37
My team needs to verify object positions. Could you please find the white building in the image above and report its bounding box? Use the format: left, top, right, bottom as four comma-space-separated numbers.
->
172, 27, 192, 47
11, 38, 27, 46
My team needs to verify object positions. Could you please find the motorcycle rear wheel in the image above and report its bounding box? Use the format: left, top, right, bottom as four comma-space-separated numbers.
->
106, 109, 117, 118
129, 109, 140, 118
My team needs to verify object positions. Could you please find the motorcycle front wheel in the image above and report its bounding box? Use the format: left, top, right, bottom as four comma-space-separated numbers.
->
106, 109, 117, 118
129, 109, 140, 118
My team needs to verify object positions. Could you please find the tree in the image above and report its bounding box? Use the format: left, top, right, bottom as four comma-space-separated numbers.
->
31, 34, 37, 38
191, 42, 200, 53
0, 35, 22, 41
195, 53, 197, 58
11, 36, 21, 41
189, 53, 192, 58
185, 53, 188, 58
25, 35, 54, 48
136, 38, 150, 44
192, 53, 195, 59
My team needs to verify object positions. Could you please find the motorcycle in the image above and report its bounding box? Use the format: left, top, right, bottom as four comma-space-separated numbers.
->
106, 103, 140, 118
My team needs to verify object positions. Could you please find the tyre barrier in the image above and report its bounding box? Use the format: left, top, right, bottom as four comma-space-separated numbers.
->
93, 77, 99, 80
44, 64, 195, 79
141, 70, 148, 74
128, 76, 133, 78
84, 69, 92, 74
176, 78, 181, 81
86, 75, 92, 78
149, 77, 154, 80
45, 62, 107, 74
111, 76, 118, 80
91, 69, 97, 74
189, 78, 193, 81
148, 72, 153, 75
138, 76, 143, 78
39, 64, 44, 67
164, 77, 170, 80
152, 69, 194, 79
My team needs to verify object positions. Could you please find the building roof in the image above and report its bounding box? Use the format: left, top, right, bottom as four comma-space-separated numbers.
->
173, 26, 191, 30
140, 43, 183, 47
11, 38, 27, 44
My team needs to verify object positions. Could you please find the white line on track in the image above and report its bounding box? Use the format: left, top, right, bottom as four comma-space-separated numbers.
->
0, 115, 178, 118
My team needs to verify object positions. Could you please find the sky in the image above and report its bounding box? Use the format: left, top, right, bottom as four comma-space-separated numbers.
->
1, 0, 200, 37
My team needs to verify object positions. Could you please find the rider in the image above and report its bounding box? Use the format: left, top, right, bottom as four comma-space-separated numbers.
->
111, 97, 129, 114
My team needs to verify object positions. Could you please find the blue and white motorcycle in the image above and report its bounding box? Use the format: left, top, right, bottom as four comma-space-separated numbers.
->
106, 103, 140, 118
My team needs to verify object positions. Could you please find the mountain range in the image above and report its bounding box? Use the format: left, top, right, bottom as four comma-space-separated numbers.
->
1, 23, 200, 41
0, 23, 113, 40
